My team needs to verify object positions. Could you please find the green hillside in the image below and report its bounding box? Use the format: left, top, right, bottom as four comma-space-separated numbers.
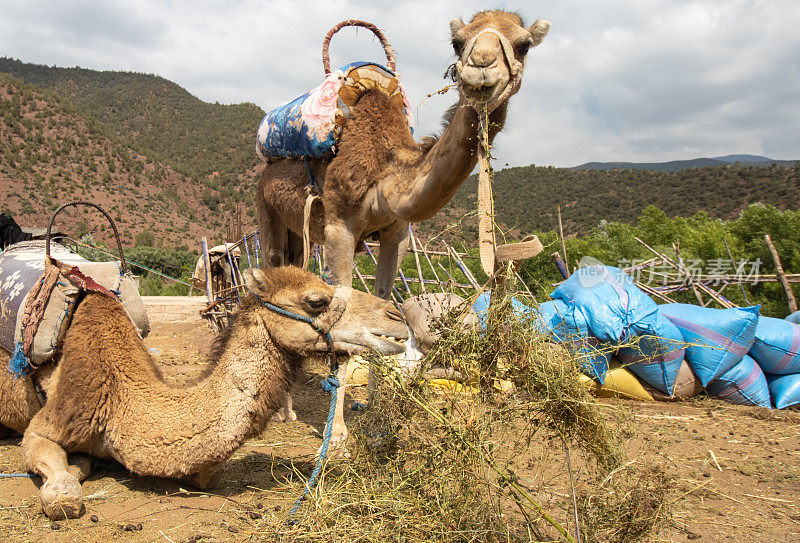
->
0, 72, 227, 249
427, 162, 800, 243
0, 57, 264, 196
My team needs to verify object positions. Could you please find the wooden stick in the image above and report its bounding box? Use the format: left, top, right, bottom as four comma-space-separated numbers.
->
673, 242, 706, 306
419, 241, 442, 284
201, 237, 220, 333
709, 449, 723, 471
354, 266, 371, 294
557, 205, 570, 278
635, 281, 677, 304
408, 226, 426, 293
635, 237, 681, 269
765, 234, 798, 313
364, 241, 476, 259
448, 246, 480, 289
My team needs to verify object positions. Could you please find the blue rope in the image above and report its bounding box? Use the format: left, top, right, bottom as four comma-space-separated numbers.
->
0, 473, 34, 478
286, 369, 340, 524
9, 341, 33, 379
250, 292, 333, 345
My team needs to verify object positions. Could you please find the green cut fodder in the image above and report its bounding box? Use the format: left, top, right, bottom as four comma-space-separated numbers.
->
268, 280, 673, 542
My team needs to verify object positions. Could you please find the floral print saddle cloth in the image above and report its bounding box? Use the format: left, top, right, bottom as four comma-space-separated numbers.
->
256, 62, 413, 159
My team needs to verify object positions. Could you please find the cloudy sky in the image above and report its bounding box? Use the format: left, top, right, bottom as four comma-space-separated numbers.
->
1, 0, 798, 167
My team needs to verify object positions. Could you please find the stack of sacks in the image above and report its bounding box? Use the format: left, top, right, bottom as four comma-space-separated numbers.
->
534, 299, 613, 381
549, 265, 690, 394
659, 304, 769, 407
617, 316, 685, 396
749, 316, 800, 409
551, 265, 658, 343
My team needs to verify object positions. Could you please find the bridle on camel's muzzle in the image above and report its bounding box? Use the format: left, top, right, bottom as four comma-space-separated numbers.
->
250, 285, 353, 349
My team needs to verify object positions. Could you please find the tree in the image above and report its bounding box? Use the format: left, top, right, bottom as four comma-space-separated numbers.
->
134, 229, 155, 247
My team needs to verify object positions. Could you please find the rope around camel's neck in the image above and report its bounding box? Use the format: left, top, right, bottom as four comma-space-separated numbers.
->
457, 29, 525, 274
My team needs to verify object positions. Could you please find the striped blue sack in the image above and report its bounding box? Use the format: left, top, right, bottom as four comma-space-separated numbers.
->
706, 354, 771, 408
551, 265, 658, 343
749, 316, 800, 374
617, 314, 685, 395
535, 299, 611, 383
658, 304, 760, 387
765, 373, 800, 409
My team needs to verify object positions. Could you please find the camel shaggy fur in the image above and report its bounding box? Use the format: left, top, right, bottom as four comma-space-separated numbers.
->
0, 266, 408, 519
256, 9, 549, 437
256, 10, 550, 298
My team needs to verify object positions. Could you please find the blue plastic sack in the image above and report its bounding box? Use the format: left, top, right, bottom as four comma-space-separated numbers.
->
658, 304, 760, 387
706, 355, 771, 408
617, 315, 685, 395
749, 316, 800, 374
534, 299, 611, 383
785, 311, 800, 325
472, 292, 531, 329
551, 265, 658, 343
766, 373, 800, 409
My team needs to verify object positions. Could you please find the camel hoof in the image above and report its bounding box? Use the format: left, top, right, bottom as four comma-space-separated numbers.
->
187, 468, 222, 490
269, 408, 297, 423
318, 432, 350, 460
40, 473, 83, 519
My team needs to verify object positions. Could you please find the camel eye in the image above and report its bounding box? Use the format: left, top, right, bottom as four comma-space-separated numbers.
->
451, 39, 464, 55
304, 293, 330, 312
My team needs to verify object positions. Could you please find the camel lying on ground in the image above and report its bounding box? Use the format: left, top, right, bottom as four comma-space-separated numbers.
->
0, 266, 408, 519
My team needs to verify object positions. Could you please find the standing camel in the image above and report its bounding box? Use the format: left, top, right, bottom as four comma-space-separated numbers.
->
256, 10, 550, 298
0, 266, 408, 519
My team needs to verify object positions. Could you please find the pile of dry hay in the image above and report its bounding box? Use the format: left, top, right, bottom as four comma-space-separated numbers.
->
270, 279, 674, 542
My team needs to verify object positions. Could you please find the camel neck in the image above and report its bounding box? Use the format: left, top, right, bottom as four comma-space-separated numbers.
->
386, 97, 508, 223
109, 319, 294, 477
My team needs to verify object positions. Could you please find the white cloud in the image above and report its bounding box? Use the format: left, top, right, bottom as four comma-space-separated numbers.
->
0, 0, 798, 166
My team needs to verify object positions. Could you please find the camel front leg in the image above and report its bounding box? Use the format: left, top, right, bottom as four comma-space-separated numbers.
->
270, 391, 297, 423
257, 197, 289, 268
374, 222, 410, 300
22, 432, 83, 519
324, 221, 357, 287
319, 361, 350, 459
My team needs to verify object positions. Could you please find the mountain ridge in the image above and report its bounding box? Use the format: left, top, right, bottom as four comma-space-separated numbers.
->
571, 155, 798, 173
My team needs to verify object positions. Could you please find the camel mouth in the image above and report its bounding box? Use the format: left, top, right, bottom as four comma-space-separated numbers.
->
333, 327, 408, 356
459, 80, 502, 103
376, 334, 407, 349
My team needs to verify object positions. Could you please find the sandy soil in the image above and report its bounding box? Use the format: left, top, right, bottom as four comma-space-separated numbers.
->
0, 297, 798, 542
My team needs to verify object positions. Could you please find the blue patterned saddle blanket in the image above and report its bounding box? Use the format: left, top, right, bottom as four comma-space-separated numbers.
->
256, 62, 413, 159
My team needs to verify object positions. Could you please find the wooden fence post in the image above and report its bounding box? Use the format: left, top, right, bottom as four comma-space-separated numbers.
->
765, 234, 798, 313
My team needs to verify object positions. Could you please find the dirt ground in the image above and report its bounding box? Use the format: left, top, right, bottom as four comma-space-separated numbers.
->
0, 297, 798, 542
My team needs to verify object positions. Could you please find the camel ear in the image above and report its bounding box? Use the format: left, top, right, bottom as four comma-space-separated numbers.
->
528, 19, 551, 47
449, 18, 465, 38
243, 268, 271, 296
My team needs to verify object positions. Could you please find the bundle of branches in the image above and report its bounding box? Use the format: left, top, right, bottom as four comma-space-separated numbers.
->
273, 276, 672, 542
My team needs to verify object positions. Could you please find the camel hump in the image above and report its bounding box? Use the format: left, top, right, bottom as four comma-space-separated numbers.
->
256, 62, 414, 160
